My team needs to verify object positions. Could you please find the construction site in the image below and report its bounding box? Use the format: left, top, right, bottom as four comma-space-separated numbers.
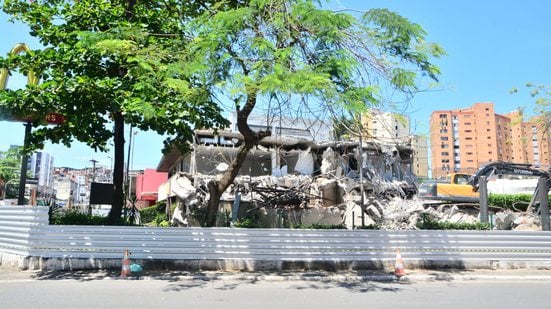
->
157, 130, 548, 231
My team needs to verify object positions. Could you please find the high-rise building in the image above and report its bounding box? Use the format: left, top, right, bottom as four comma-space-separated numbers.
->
430, 102, 550, 178
28, 151, 55, 198
361, 109, 429, 178
363, 109, 410, 142
411, 135, 429, 178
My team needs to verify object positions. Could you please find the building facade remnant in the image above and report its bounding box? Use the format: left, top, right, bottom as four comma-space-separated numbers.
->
157, 129, 418, 228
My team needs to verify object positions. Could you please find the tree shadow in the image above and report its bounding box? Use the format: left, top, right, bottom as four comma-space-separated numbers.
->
291, 280, 406, 293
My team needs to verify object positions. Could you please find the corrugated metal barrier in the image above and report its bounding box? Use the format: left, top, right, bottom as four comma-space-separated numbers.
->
2, 206, 551, 269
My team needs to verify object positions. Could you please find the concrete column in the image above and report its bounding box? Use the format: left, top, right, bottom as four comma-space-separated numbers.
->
538, 177, 550, 231
479, 176, 489, 223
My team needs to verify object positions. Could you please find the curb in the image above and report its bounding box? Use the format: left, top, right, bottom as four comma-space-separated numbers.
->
3, 268, 551, 283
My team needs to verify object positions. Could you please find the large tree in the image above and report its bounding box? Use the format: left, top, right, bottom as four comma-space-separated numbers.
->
0, 0, 229, 223
0, 147, 23, 198
178, 0, 444, 226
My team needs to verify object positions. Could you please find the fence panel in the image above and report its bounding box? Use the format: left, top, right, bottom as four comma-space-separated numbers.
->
2, 206, 551, 268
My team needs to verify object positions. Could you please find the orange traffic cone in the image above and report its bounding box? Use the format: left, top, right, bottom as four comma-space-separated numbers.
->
394, 249, 406, 278
121, 249, 131, 278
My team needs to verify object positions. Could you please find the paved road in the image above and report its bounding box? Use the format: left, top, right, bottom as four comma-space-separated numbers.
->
2, 269, 551, 309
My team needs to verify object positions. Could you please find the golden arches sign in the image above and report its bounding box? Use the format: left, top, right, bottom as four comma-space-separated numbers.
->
0, 43, 39, 89
0, 43, 64, 124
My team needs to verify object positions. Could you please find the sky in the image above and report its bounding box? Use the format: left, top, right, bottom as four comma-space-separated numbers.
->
1, 0, 550, 170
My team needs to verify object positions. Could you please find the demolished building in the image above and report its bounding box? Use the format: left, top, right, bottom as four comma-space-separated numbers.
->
156, 129, 419, 228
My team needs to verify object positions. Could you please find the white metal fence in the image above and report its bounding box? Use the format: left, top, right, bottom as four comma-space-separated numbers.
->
2, 206, 551, 270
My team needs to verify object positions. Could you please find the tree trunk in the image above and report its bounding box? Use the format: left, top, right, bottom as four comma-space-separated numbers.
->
205, 90, 270, 226
206, 142, 255, 226
107, 1, 135, 224
108, 111, 125, 224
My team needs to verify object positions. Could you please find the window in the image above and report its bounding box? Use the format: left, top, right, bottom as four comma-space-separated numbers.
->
441, 152, 449, 156
441, 137, 448, 141
455, 174, 469, 185
440, 114, 447, 118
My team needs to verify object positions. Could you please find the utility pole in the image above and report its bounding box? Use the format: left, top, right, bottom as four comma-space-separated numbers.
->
17, 122, 32, 205
358, 115, 365, 228
108, 156, 113, 182
88, 159, 98, 217
90, 159, 98, 182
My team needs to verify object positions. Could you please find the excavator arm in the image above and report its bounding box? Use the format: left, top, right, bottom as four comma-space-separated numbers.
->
467, 161, 551, 193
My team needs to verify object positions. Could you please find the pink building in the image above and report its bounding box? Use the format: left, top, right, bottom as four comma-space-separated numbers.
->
135, 168, 168, 208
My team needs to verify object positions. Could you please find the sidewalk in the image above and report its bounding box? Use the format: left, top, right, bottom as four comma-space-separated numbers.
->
3, 265, 551, 282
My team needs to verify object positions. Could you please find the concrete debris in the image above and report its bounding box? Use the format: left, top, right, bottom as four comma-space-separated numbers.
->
167, 171, 544, 230
162, 131, 544, 230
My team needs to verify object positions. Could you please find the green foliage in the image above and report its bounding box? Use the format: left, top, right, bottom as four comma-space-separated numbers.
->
50, 209, 110, 225
417, 215, 490, 230
1, 1, 230, 154
139, 202, 167, 225
488, 193, 551, 211
301, 223, 347, 229
355, 224, 381, 230
0, 147, 22, 183
184, 0, 444, 119
510, 83, 550, 135
232, 218, 262, 228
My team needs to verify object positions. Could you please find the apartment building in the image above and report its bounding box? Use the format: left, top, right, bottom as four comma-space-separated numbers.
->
363, 109, 410, 142
411, 135, 429, 178
430, 102, 550, 178
363, 109, 429, 178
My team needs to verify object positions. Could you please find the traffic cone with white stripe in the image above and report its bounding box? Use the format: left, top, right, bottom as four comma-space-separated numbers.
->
121, 249, 131, 278
394, 249, 406, 278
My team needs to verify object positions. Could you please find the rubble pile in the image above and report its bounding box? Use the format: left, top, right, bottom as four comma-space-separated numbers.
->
167, 171, 543, 230
161, 133, 543, 231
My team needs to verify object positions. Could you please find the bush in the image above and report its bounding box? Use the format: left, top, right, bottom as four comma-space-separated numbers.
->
301, 223, 346, 229
139, 203, 167, 225
50, 209, 111, 225
417, 215, 490, 230
355, 224, 381, 230
488, 193, 550, 211
232, 218, 262, 228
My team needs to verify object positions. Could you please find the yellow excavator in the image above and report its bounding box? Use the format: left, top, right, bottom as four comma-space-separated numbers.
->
418, 162, 550, 204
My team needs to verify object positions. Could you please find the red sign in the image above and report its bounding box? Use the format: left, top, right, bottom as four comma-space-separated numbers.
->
44, 113, 66, 124
8, 113, 66, 125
